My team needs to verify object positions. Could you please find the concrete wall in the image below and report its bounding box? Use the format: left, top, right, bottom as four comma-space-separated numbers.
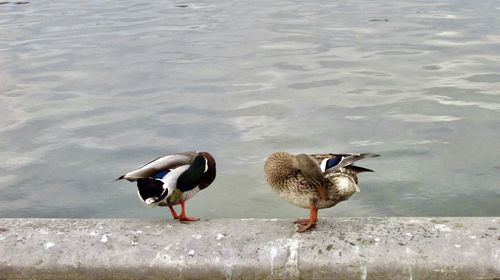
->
0, 217, 498, 279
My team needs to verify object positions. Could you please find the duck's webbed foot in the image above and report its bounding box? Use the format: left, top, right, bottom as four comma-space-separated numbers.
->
179, 215, 200, 222
294, 218, 311, 226
295, 204, 318, 233
297, 221, 316, 232
178, 198, 200, 222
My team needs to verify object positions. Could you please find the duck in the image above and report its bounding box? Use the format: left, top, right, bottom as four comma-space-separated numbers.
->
116, 151, 216, 221
264, 152, 378, 232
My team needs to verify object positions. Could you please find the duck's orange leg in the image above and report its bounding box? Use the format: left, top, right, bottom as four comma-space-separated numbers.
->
168, 206, 180, 220
295, 205, 318, 232
179, 198, 199, 222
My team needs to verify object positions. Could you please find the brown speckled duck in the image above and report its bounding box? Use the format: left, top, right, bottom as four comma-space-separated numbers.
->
264, 152, 379, 232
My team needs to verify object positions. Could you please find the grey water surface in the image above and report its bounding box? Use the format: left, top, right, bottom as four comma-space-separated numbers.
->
1, 0, 499, 219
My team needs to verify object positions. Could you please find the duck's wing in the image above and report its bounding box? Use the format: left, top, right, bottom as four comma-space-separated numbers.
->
311, 153, 379, 173
294, 154, 329, 200
117, 151, 197, 181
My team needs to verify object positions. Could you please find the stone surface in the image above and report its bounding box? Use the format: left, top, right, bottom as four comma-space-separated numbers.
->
0, 217, 499, 279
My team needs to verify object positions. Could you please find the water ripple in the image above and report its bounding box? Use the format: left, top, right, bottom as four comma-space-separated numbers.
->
1, 0, 499, 217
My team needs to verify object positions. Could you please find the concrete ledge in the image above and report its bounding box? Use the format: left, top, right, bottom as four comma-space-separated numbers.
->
0, 217, 499, 279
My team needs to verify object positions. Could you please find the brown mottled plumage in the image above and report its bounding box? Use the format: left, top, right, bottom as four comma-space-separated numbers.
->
264, 151, 378, 232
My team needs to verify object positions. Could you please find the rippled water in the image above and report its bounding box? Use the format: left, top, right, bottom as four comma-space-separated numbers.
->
1, 0, 499, 218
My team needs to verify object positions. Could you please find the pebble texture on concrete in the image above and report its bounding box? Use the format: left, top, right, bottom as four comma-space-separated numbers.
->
0, 217, 499, 279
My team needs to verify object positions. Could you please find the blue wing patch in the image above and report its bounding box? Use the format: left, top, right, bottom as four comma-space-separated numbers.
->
152, 170, 169, 179
326, 156, 343, 169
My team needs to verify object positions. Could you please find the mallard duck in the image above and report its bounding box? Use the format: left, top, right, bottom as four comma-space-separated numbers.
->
264, 152, 378, 232
116, 151, 216, 221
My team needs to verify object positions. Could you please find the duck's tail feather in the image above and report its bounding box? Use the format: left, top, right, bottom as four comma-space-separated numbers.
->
360, 153, 380, 158
323, 153, 379, 173
113, 175, 125, 182
346, 165, 374, 173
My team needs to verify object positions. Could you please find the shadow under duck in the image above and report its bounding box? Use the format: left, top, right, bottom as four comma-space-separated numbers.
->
117, 151, 216, 221
264, 152, 378, 232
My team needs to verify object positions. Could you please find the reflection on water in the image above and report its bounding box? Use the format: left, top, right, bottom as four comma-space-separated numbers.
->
0, 0, 499, 218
